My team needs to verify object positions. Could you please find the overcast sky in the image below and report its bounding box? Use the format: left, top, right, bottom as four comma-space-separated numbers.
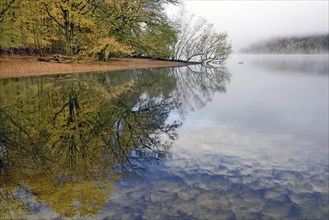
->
166, 0, 329, 52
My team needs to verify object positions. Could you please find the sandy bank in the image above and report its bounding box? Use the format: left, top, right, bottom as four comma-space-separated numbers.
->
0, 56, 185, 78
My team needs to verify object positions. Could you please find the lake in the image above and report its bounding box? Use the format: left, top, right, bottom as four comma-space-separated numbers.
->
0, 55, 328, 220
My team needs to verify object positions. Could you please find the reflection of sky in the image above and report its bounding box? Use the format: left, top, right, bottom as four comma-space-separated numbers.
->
251, 54, 329, 74
175, 55, 328, 169
97, 149, 328, 219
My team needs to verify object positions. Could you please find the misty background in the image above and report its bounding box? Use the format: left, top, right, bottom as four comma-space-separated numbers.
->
166, 0, 329, 52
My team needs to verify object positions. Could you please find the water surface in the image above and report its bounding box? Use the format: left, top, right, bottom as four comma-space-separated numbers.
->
0, 55, 328, 219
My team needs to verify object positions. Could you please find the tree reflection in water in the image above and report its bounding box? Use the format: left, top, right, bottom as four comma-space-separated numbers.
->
0, 65, 230, 218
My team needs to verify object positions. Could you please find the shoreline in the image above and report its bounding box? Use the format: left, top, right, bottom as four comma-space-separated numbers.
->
0, 56, 186, 79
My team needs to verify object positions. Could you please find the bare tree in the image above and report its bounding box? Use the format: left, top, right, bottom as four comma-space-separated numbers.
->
171, 8, 232, 65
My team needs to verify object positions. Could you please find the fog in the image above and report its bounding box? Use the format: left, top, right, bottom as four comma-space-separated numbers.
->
166, 0, 328, 52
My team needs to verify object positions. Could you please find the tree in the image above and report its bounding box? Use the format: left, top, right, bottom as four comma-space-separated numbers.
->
39, 0, 98, 55
91, 0, 179, 57
0, 0, 41, 53
171, 8, 232, 64
0, 0, 102, 56
139, 23, 176, 59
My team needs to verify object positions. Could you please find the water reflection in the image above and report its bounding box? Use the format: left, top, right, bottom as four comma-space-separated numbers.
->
251, 54, 329, 74
93, 55, 327, 220
172, 65, 230, 114
0, 66, 230, 218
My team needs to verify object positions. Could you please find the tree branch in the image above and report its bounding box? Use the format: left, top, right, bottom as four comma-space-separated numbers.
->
42, 3, 64, 29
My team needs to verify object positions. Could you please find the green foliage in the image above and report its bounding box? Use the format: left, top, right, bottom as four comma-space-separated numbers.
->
140, 23, 177, 59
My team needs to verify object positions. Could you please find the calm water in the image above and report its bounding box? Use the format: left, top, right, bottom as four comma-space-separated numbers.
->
0, 55, 328, 219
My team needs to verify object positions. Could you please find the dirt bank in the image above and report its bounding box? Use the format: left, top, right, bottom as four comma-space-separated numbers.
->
0, 56, 185, 78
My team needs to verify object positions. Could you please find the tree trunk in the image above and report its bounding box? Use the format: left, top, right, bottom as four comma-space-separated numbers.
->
63, 10, 73, 55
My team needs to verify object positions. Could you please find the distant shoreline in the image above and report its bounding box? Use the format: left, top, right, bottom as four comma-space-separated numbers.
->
240, 34, 329, 54
0, 56, 186, 79
233, 53, 329, 55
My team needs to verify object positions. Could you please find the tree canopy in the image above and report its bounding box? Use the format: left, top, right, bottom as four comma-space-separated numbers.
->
0, 1, 231, 63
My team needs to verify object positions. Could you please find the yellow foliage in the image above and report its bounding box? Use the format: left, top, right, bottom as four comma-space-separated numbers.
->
92, 37, 133, 61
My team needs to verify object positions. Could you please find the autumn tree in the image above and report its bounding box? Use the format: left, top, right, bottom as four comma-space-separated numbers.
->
0, 0, 102, 55
0, 0, 64, 55
39, 0, 99, 55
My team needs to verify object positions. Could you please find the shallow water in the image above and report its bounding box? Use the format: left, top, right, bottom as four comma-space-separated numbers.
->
0, 55, 328, 219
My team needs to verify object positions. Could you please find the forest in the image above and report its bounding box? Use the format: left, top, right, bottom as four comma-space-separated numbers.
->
241, 34, 329, 54
0, 0, 232, 64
